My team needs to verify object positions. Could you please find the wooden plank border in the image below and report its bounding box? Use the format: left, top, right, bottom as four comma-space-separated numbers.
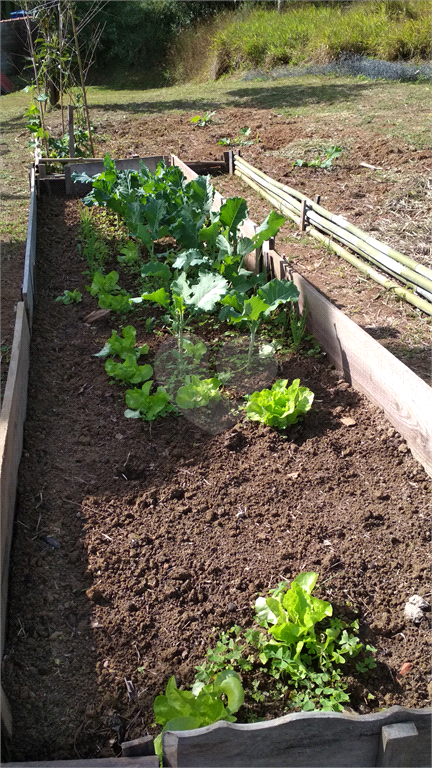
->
0, 302, 30, 658
171, 154, 432, 478
0, 302, 31, 743
162, 705, 432, 767
21, 167, 37, 326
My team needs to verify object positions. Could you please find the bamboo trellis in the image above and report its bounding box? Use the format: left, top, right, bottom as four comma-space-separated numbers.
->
233, 154, 432, 316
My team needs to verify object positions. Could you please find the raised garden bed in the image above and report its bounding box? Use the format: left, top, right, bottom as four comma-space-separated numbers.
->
1, 156, 431, 765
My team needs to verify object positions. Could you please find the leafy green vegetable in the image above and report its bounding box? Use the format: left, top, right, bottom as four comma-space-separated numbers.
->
245, 378, 314, 428
105, 354, 153, 385
55, 289, 82, 304
153, 672, 244, 757
95, 326, 149, 360
124, 380, 172, 421
176, 376, 222, 409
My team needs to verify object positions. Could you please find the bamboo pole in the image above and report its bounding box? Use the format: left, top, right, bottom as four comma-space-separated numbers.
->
234, 155, 432, 281
23, 1, 49, 157
235, 160, 432, 314
234, 156, 432, 303
307, 208, 432, 295
68, 1, 95, 157
307, 228, 432, 316
234, 168, 300, 222
58, 2, 65, 135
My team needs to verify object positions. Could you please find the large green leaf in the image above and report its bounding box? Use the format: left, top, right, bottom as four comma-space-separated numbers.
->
219, 197, 248, 239
172, 249, 209, 272
259, 278, 299, 313
134, 287, 171, 308
253, 210, 286, 249
187, 271, 229, 311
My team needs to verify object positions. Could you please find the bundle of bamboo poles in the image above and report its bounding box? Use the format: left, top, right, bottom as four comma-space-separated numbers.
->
234, 154, 432, 316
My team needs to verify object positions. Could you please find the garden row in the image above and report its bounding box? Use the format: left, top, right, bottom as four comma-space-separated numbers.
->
1, 153, 431, 767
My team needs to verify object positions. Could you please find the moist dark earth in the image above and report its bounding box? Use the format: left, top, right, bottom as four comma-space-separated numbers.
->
2, 106, 431, 762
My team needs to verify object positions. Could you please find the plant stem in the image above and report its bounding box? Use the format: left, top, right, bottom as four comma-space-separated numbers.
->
247, 323, 258, 373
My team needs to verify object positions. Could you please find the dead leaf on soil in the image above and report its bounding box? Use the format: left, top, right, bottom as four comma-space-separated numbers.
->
397, 662, 414, 676
84, 308, 111, 323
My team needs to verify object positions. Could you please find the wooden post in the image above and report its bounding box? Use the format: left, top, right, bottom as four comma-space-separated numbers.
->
314, 194, 321, 205
68, 105, 74, 158
299, 199, 307, 232
222, 150, 234, 175
377, 721, 419, 767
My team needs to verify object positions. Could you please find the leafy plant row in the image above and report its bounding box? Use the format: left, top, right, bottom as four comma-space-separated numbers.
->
71, 155, 316, 427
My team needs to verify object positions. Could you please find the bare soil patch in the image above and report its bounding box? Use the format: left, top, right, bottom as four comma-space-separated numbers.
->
2, 183, 431, 761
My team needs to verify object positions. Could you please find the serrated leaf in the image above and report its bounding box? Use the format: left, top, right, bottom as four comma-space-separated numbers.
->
187, 271, 228, 311
138, 287, 170, 308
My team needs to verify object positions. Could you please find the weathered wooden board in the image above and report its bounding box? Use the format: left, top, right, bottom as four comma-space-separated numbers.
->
377, 721, 421, 767
4, 758, 159, 768
0, 302, 31, 659
162, 706, 432, 768
1, 684, 12, 741
270, 252, 432, 478
65, 156, 170, 197
21, 167, 37, 325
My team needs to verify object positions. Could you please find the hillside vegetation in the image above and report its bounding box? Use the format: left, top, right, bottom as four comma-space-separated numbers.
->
167, 0, 431, 83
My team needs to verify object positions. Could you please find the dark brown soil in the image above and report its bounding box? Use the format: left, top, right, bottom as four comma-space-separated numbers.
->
3, 175, 431, 763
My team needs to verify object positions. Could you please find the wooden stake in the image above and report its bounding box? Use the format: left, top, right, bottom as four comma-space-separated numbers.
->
299, 199, 307, 231
314, 194, 321, 205
68, 105, 74, 158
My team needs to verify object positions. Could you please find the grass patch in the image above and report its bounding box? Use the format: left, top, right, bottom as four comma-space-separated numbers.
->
210, 1, 431, 77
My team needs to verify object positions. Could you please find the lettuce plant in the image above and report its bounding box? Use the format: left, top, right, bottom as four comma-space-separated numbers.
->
88, 270, 132, 313
153, 671, 244, 757
245, 378, 314, 428
55, 289, 82, 304
95, 326, 149, 360
124, 380, 173, 421
175, 376, 222, 409
105, 354, 153, 385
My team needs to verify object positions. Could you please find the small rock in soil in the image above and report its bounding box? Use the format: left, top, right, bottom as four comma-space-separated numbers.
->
404, 594, 429, 624
86, 587, 104, 604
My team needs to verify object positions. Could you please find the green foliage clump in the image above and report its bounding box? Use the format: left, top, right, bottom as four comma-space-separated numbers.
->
245, 378, 314, 428
153, 671, 244, 757
195, 573, 377, 714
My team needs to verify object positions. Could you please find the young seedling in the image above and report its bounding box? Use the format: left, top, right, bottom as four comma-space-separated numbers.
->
292, 146, 343, 170
190, 111, 216, 127
220, 277, 299, 371
55, 289, 82, 304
